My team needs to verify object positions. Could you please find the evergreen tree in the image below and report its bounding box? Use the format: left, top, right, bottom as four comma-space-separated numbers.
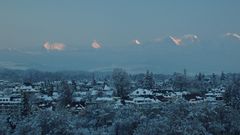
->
59, 81, 73, 107
143, 70, 155, 90
211, 73, 217, 87
197, 72, 205, 82
92, 73, 97, 86
220, 72, 226, 81
184, 68, 187, 79
21, 92, 31, 116
173, 73, 187, 91
47, 84, 54, 96
224, 79, 240, 110
71, 80, 77, 91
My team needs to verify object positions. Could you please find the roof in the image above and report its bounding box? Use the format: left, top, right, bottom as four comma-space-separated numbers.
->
73, 97, 83, 102
36, 94, 53, 101
41, 95, 53, 101
103, 85, 111, 91
0, 97, 21, 103
52, 92, 60, 100
132, 97, 159, 104
73, 91, 87, 96
130, 88, 153, 96
96, 97, 114, 101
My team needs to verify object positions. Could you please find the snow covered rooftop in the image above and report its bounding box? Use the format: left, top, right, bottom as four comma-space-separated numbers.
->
130, 88, 153, 96
73, 97, 83, 102
41, 95, 53, 101
103, 85, 111, 91
96, 97, 114, 102
132, 97, 159, 104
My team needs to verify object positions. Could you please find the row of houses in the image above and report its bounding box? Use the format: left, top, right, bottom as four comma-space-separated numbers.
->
0, 78, 227, 115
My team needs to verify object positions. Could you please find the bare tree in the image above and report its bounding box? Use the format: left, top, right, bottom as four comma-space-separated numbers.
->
112, 68, 130, 100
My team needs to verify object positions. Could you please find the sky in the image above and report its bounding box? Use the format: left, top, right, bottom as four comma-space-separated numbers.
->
0, 0, 240, 74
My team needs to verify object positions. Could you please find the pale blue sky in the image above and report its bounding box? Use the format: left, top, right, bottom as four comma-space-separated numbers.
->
0, 1, 240, 73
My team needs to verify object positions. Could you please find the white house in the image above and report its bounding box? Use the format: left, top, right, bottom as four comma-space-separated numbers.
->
102, 85, 113, 97
132, 97, 159, 104
129, 88, 153, 97
0, 96, 22, 114
129, 88, 160, 104
13, 85, 38, 93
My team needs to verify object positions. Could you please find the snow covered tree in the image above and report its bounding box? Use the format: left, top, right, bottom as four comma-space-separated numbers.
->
21, 92, 31, 116
220, 72, 226, 81
14, 110, 73, 135
133, 117, 170, 135
224, 79, 240, 110
47, 84, 54, 97
173, 73, 187, 91
197, 72, 205, 81
91, 73, 97, 86
112, 68, 130, 99
143, 70, 155, 90
0, 116, 10, 134
113, 106, 141, 135
211, 73, 217, 87
59, 81, 73, 107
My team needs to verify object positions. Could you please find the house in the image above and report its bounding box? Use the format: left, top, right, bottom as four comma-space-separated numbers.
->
13, 85, 38, 94
204, 92, 223, 102
102, 85, 113, 97
34, 94, 54, 108
129, 88, 160, 104
0, 96, 22, 114
72, 91, 87, 106
132, 97, 159, 104
96, 97, 114, 103
158, 87, 174, 94
205, 93, 216, 102
130, 88, 153, 98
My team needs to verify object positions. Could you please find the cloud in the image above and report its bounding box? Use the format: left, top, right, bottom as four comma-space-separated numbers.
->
183, 34, 199, 42
92, 40, 101, 49
43, 42, 65, 51
132, 39, 141, 45
169, 36, 182, 46
225, 32, 240, 40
